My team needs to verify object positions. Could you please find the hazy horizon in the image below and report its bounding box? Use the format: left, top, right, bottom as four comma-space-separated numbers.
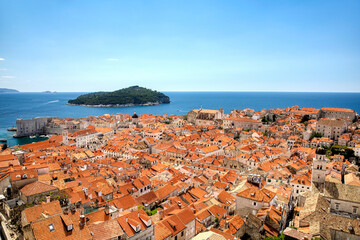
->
3, 89, 360, 94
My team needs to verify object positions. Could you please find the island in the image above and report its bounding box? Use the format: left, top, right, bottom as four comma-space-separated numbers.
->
0, 88, 19, 93
67, 85, 170, 107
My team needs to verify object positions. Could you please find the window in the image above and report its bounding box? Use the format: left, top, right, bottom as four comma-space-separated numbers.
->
135, 225, 141, 232
335, 203, 340, 210
181, 231, 184, 236
48, 224, 55, 232
67, 224, 73, 231
353, 208, 358, 214
253, 202, 257, 206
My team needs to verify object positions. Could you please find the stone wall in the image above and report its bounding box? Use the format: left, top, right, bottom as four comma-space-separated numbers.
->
15, 117, 51, 137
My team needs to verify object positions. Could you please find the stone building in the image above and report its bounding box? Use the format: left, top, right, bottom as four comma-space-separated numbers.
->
20, 181, 59, 204
290, 174, 311, 199
187, 108, 224, 125
311, 148, 329, 186
10, 169, 38, 189
321, 181, 360, 218
355, 144, 360, 157
222, 117, 262, 130
116, 209, 154, 240
295, 193, 360, 240
236, 188, 276, 217
15, 117, 51, 137
315, 119, 347, 140
320, 107, 356, 121
29, 210, 92, 240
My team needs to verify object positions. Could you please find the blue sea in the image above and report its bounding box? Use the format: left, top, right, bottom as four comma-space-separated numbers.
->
1, 92, 360, 146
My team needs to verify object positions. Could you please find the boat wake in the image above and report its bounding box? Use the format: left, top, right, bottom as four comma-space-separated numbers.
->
45, 100, 60, 104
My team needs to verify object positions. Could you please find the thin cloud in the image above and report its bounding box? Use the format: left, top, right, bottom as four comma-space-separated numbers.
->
0, 58, 5, 61
0, 68, 7, 71
1, 76, 15, 79
106, 58, 120, 61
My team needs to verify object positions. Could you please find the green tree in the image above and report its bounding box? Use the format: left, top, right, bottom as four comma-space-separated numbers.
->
311, 132, 323, 139
262, 233, 285, 240
301, 115, 310, 123
1, 144, 7, 150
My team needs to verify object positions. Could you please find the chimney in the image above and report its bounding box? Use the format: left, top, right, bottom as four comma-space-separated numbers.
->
341, 164, 346, 184
79, 210, 85, 227
105, 204, 110, 215
225, 220, 229, 229
159, 209, 164, 220
46, 196, 51, 203
63, 207, 69, 215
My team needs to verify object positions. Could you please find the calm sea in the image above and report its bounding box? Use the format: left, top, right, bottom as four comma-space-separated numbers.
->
1, 92, 359, 146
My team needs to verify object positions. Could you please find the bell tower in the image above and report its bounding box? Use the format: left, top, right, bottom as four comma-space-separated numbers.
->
62, 130, 68, 145
311, 148, 328, 184
132, 112, 139, 123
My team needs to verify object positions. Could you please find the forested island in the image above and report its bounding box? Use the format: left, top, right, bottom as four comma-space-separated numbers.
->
67, 86, 170, 107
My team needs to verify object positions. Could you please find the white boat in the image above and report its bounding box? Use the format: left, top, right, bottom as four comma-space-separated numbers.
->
29, 136, 36, 139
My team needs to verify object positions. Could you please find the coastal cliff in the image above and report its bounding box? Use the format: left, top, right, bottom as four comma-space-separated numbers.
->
0, 88, 19, 93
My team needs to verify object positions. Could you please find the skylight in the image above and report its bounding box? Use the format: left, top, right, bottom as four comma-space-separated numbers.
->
48, 224, 55, 232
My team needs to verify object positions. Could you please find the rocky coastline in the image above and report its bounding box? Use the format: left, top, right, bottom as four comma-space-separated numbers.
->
67, 101, 167, 107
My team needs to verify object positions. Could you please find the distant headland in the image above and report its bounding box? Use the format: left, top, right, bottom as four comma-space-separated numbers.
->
42, 91, 57, 94
0, 88, 19, 93
67, 86, 170, 107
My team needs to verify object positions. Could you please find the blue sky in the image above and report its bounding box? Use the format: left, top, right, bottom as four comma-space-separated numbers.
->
0, 0, 359, 92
